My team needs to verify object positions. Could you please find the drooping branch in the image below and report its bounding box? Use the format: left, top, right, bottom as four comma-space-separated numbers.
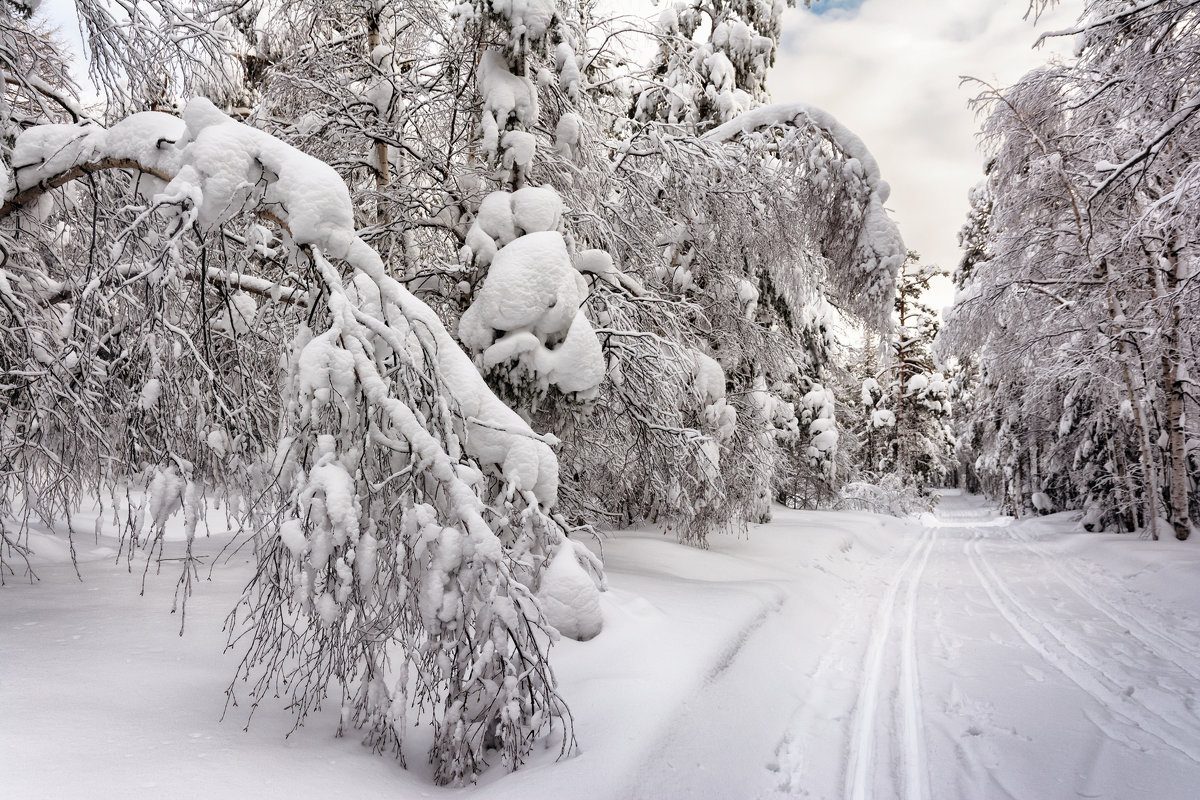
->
1, 158, 172, 221
2, 97, 589, 783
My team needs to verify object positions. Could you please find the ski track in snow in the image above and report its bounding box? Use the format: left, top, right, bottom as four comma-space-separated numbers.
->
768, 516, 938, 800
772, 494, 1200, 800
843, 523, 936, 800
1004, 523, 1200, 682
965, 528, 1200, 766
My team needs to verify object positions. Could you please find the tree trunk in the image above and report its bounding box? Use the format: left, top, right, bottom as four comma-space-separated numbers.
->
368, 14, 392, 225
1159, 245, 1191, 540
1103, 268, 1161, 540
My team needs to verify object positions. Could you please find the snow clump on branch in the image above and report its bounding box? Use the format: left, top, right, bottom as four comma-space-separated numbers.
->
460, 187, 606, 399
478, 49, 539, 174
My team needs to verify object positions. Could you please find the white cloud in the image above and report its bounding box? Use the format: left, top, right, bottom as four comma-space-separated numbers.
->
771, 0, 1081, 312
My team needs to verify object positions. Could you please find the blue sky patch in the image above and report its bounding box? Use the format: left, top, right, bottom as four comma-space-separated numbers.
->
808, 0, 867, 16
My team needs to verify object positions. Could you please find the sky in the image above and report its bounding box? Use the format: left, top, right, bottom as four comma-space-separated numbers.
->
771, 0, 1080, 312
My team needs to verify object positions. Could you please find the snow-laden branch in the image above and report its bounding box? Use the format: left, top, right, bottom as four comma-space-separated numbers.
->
1088, 94, 1200, 202
703, 102, 905, 326
0, 69, 87, 123
6, 99, 559, 506
3, 97, 592, 783
1034, 0, 1195, 46
703, 101, 890, 201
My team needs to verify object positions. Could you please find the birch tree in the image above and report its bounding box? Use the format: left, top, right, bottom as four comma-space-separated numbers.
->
942, 0, 1200, 537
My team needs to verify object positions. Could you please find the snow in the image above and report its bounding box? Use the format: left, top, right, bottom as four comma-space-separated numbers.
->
573, 248, 614, 281
13, 99, 569, 541
705, 102, 889, 201
906, 372, 929, 394
652, 5, 678, 34
801, 383, 838, 471
10, 103, 345, 256
138, 377, 162, 410
703, 102, 905, 320
459, 201, 606, 398
210, 291, 257, 335
704, 398, 738, 442
461, 231, 581, 339
173, 100, 357, 248
279, 518, 308, 556
554, 112, 582, 160
690, 349, 726, 405
535, 540, 604, 641
293, 330, 357, 424
465, 187, 562, 267
692, 350, 737, 446
488, 0, 556, 43
744, 377, 785, 434
871, 408, 897, 428
554, 42, 581, 100
146, 467, 185, 529
532, 313, 606, 394
11, 99, 566, 510
301, 460, 361, 548
8, 492, 1200, 798
862, 376, 881, 406
478, 50, 539, 163
737, 277, 759, 318
501, 130, 536, 173
510, 186, 562, 234
205, 428, 230, 457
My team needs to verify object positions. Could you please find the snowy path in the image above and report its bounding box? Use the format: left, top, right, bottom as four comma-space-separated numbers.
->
590, 492, 1200, 799
764, 493, 1200, 800
5, 495, 1200, 799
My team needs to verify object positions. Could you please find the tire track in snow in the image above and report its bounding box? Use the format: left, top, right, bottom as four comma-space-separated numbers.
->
844, 524, 936, 800
965, 531, 1200, 766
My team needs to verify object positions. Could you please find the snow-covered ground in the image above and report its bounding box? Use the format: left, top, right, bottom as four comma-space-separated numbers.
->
4, 492, 1200, 798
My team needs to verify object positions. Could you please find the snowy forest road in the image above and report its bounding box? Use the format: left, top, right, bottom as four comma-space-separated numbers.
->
761, 492, 1200, 800
600, 492, 1200, 800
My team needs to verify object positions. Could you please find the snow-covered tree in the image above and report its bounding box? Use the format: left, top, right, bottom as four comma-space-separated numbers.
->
1, 96, 604, 784
633, 0, 830, 129
842, 253, 950, 504
888, 252, 952, 488
942, 0, 1200, 538
1, 0, 906, 781
856, 353, 894, 476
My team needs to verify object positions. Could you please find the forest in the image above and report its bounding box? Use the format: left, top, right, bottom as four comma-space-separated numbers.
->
1, 0, 1197, 790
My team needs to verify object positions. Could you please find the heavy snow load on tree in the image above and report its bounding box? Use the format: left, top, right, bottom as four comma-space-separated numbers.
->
459, 188, 606, 399
2, 98, 603, 785
939, 0, 1200, 537
8, 99, 560, 506
704, 102, 904, 325
477, 49, 540, 169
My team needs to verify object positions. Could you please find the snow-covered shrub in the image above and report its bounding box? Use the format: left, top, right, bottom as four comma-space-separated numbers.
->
840, 474, 936, 517
799, 383, 838, 480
